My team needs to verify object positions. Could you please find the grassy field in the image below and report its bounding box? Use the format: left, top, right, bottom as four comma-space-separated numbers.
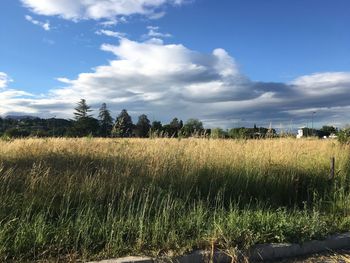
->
0, 138, 350, 261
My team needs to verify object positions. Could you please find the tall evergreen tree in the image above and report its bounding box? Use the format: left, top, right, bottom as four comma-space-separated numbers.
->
135, 114, 151, 138
98, 103, 113, 137
74, 99, 92, 120
112, 109, 133, 137
71, 99, 98, 137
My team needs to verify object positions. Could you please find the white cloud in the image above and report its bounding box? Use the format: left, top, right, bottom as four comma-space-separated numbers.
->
292, 72, 350, 95
56, 77, 72, 84
21, 0, 187, 21
0, 90, 36, 116
0, 72, 12, 89
99, 16, 128, 27
95, 29, 126, 38
2, 39, 350, 127
145, 26, 172, 38
25, 15, 50, 31
148, 11, 166, 19
0, 39, 251, 119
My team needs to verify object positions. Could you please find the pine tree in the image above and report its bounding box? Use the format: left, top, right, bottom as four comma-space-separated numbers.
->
136, 114, 151, 138
71, 99, 99, 137
98, 103, 113, 137
74, 99, 92, 120
112, 109, 133, 137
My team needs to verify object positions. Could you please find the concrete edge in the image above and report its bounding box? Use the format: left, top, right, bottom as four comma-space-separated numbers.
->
88, 256, 154, 263
87, 232, 350, 263
249, 232, 350, 261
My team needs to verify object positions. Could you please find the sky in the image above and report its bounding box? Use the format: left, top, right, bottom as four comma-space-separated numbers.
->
1, 0, 350, 128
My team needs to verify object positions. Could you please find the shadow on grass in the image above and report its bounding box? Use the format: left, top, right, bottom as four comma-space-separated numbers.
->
0, 153, 348, 261
0, 153, 339, 209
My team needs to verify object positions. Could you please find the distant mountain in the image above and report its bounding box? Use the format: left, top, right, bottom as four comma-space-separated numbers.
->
5, 115, 38, 120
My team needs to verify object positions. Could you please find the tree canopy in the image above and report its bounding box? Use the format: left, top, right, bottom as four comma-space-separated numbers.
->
98, 103, 114, 137
135, 114, 151, 138
112, 109, 133, 137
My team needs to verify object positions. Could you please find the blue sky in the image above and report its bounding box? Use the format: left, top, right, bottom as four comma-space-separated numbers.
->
1, 0, 350, 128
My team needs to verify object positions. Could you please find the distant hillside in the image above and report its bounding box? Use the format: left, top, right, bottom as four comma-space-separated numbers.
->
5, 115, 38, 120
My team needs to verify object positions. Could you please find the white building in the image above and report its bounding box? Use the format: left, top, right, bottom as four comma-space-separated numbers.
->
296, 127, 306, 139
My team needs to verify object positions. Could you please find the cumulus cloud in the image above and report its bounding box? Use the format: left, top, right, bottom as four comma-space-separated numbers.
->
0, 90, 36, 116
0, 72, 12, 89
2, 39, 350, 128
292, 72, 350, 95
95, 29, 126, 38
25, 15, 50, 31
21, 0, 187, 21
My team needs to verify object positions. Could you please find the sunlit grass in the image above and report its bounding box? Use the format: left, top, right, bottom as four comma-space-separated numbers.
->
0, 138, 349, 261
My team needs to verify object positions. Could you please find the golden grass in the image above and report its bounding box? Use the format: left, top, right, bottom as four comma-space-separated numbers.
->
0, 137, 345, 171
0, 138, 349, 261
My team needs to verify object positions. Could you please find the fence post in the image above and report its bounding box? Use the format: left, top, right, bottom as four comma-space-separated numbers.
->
330, 157, 335, 180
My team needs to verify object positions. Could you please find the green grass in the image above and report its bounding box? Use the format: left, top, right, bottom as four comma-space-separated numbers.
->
0, 138, 349, 261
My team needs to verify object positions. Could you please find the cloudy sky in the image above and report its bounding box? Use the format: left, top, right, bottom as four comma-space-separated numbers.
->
1, 0, 350, 128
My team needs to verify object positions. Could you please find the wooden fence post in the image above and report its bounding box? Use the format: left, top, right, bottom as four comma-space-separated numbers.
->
330, 157, 335, 180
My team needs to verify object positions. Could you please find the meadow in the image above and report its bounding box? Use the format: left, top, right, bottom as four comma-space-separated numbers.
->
0, 138, 349, 261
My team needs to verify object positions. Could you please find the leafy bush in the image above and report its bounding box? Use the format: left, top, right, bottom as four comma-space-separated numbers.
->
338, 128, 350, 144
30, 129, 49, 137
4, 128, 30, 138
210, 128, 227, 139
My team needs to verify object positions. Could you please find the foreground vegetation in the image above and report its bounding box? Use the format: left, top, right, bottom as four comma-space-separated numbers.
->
0, 138, 350, 261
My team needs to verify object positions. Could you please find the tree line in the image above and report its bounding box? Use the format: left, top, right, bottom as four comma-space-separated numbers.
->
0, 99, 340, 139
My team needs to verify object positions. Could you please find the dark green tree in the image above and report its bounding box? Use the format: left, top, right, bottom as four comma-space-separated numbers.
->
4, 128, 30, 138
338, 127, 350, 144
98, 103, 113, 137
168, 117, 183, 137
71, 99, 99, 137
71, 117, 99, 137
74, 99, 92, 120
135, 114, 151, 138
182, 118, 204, 137
151, 121, 162, 131
112, 109, 133, 137
211, 128, 226, 139
150, 121, 163, 137
320, 126, 337, 136
0, 117, 3, 135
179, 120, 184, 129
170, 118, 180, 129
47, 118, 73, 137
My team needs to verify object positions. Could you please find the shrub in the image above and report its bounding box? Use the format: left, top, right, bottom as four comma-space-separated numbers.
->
338, 128, 350, 144
4, 128, 30, 138
30, 129, 49, 137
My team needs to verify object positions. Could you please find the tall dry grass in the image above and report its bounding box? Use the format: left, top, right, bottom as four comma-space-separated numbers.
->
0, 138, 349, 261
